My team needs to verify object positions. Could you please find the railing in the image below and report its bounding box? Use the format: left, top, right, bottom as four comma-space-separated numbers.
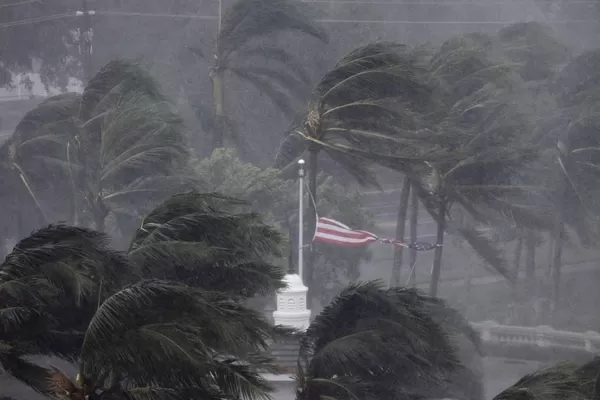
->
472, 320, 600, 353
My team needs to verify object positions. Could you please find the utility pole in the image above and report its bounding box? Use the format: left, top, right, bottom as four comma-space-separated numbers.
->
77, 0, 95, 83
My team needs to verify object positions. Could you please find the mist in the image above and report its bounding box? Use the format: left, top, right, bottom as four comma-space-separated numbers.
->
1, 0, 600, 400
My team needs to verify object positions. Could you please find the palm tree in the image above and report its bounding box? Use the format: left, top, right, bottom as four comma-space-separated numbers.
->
45, 280, 279, 400
540, 48, 600, 317
275, 42, 439, 289
1, 193, 289, 397
128, 191, 287, 298
188, 0, 327, 150
408, 31, 543, 296
1, 60, 192, 235
296, 280, 483, 400
493, 358, 600, 400
0, 224, 133, 393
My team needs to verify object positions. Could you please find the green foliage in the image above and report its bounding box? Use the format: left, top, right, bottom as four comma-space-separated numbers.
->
0, 224, 133, 393
129, 191, 287, 298
493, 358, 600, 400
1, 193, 288, 399
298, 280, 482, 400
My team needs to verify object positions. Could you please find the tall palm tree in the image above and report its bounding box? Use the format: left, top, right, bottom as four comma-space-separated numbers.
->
188, 0, 327, 150
541, 48, 600, 317
410, 32, 541, 296
296, 280, 483, 400
275, 42, 439, 289
1, 60, 192, 235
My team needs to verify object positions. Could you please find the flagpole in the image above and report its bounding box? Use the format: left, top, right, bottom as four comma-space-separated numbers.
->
298, 159, 305, 283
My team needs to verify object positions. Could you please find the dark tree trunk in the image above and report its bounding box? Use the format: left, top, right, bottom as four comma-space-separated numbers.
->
408, 184, 419, 288
306, 148, 319, 303
512, 236, 523, 302
210, 69, 225, 149
511, 235, 524, 323
550, 138, 571, 319
429, 197, 447, 297
391, 176, 411, 286
524, 231, 537, 325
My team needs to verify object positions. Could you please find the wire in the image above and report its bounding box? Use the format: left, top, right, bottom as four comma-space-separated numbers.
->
96, 10, 217, 20
0, 0, 41, 8
0, 12, 74, 29
93, 10, 598, 24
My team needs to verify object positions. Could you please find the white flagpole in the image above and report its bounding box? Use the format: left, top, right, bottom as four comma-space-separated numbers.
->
298, 159, 305, 283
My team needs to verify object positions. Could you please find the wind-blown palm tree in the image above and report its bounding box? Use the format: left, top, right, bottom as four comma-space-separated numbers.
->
1, 60, 193, 235
188, 0, 327, 150
1, 191, 288, 397
275, 42, 440, 289
493, 357, 600, 400
46, 279, 279, 400
296, 280, 483, 400
408, 32, 541, 295
0, 225, 133, 393
129, 191, 287, 298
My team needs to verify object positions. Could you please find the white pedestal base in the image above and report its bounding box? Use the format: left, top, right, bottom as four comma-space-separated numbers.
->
273, 274, 311, 330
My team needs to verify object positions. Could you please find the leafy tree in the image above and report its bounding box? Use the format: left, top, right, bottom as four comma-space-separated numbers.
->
0, 60, 192, 237
187, 0, 327, 150
296, 281, 483, 400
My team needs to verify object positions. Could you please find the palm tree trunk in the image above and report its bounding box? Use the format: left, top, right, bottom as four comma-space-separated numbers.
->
550, 139, 571, 319
13, 163, 47, 225
211, 69, 225, 149
408, 184, 419, 288
306, 148, 318, 301
429, 197, 447, 297
550, 208, 566, 318
391, 176, 410, 286
511, 236, 523, 323
524, 231, 536, 325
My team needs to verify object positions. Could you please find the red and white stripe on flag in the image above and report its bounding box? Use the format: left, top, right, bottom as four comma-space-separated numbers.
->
314, 217, 378, 247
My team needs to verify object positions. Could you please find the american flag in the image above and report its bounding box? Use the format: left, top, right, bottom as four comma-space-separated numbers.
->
314, 218, 379, 247
314, 217, 441, 251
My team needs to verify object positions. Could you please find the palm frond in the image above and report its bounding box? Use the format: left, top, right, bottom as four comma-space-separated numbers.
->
128, 192, 284, 296
218, 0, 326, 59
455, 227, 514, 283
80, 280, 276, 397
298, 281, 477, 400
1, 224, 133, 293
80, 59, 165, 120
493, 361, 587, 400
229, 67, 295, 117
234, 45, 311, 83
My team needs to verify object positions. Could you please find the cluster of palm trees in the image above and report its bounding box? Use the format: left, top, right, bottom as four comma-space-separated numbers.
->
1, 189, 487, 400
268, 22, 600, 324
